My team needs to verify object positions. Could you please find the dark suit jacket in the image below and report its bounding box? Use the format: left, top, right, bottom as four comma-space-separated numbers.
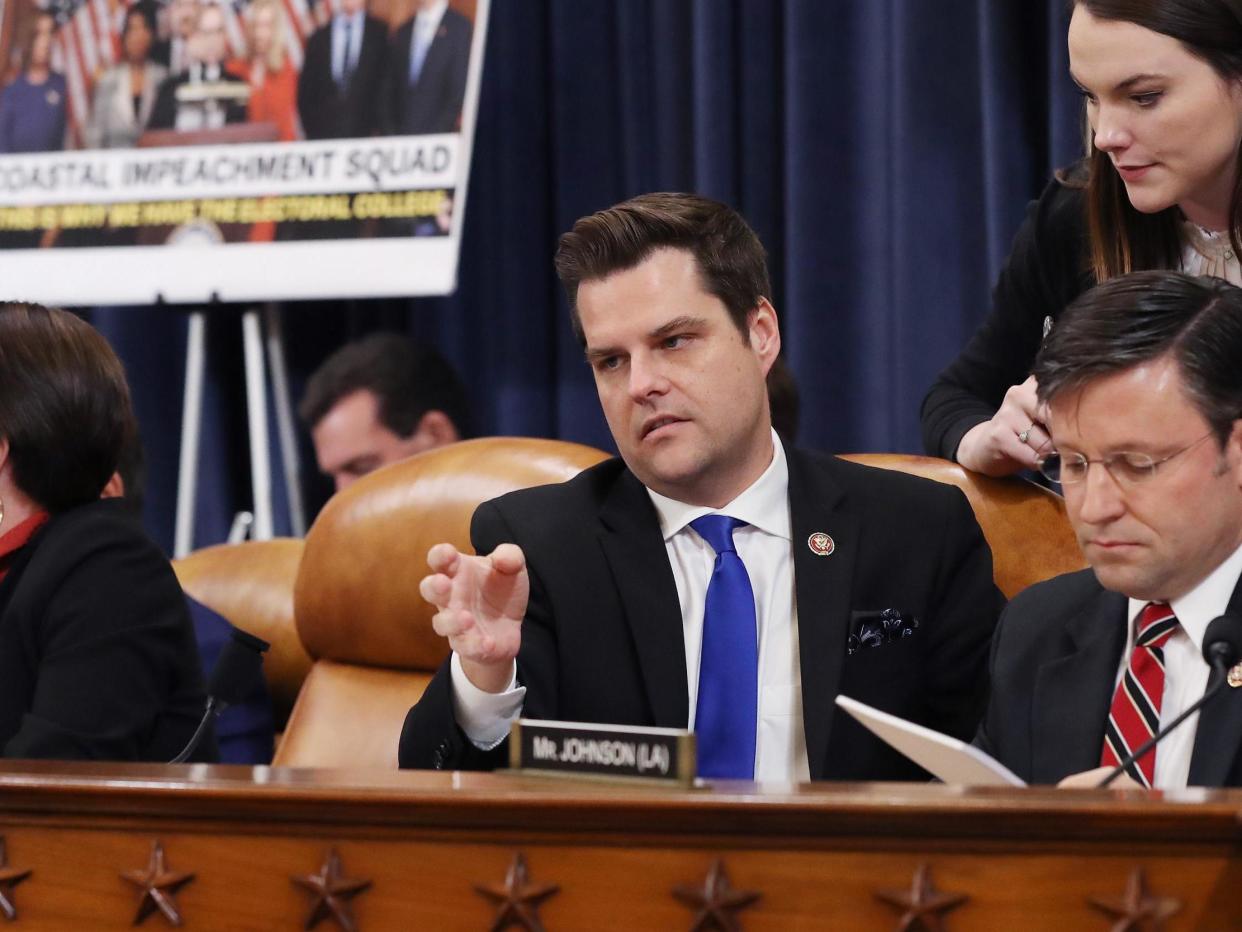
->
975, 568, 1242, 787
0, 500, 214, 762
148, 69, 250, 131
297, 15, 388, 140
382, 8, 471, 135
399, 449, 1004, 779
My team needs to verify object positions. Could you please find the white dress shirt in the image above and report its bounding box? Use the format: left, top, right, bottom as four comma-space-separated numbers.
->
451, 430, 810, 781
1116, 542, 1242, 789
331, 11, 365, 85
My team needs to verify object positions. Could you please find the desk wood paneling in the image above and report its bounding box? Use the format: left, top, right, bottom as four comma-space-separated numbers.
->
0, 762, 1237, 929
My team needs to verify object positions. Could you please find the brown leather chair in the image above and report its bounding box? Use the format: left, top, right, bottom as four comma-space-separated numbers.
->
839, 453, 1087, 598
172, 538, 311, 729
274, 437, 612, 768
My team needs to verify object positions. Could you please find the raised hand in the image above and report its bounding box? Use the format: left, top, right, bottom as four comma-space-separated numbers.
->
955, 375, 1052, 476
419, 542, 529, 693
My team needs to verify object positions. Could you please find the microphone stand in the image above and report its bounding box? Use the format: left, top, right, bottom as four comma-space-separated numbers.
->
1097, 645, 1233, 788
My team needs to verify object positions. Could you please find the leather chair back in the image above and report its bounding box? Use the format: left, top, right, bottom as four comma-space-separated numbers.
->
172, 538, 311, 729
839, 454, 1086, 598
274, 437, 612, 768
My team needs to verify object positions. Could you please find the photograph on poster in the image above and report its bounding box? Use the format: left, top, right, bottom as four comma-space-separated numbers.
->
0, 0, 487, 302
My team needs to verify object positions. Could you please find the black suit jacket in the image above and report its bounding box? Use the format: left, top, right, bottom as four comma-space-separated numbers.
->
0, 500, 214, 761
382, 8, 471, 135
297, 15, 388, 140
976, 568, 1242, 787
147, 70, 250, 131
399, 449, 1004, 779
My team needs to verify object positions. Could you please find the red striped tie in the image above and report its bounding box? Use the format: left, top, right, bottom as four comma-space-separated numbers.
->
1100, 602, 1180, 787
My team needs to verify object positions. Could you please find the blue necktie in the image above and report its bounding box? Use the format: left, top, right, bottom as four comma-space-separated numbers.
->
338, 20, 354, 90
690, 515, 758, 779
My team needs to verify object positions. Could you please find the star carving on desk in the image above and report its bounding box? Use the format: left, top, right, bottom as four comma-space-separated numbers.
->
472, 852, 560, 932
0, 836, 32, 921
873, 862, 968, 932
1087, 867, 1181, 932
119, 840, 196, 926
671, 859, 761, 932
291, 847, 373, 932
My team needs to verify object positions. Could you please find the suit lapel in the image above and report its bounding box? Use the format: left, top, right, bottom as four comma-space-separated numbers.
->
597, 470, 689, 728
787, 452, 854, 780
1188, 572, 1242, 786
1030, 586, 1126, 783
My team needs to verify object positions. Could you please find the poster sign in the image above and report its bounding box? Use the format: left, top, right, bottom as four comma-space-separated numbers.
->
0, 0, 487, 303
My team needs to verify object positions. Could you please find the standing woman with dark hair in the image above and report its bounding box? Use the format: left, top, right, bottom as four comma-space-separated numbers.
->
0, 12, 67, 153
922, 0, 1242, 476
0, 303, 212, 761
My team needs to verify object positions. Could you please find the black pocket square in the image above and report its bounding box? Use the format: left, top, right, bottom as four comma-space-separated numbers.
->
847, 609, 919, 656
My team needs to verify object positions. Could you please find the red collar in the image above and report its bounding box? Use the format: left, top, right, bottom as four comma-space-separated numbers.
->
0, 511, 50, 582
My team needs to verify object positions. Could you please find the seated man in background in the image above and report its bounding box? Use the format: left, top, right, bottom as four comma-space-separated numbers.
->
300, 333, 471, 493
977, 271, 1242, 789
103, 437, 274, 765
0, 303, 213, 761
400, 193, 1004, 781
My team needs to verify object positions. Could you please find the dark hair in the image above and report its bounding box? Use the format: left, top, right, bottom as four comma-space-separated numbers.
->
1034, 270, 1242, 444
1069, 0, 1242, 280
19, 12, 56, 74
114, 428, 147, 517
299, 332, 472, 438
124, 3, 158, 40
0, 303, 136, 513
553, 192, 772, 346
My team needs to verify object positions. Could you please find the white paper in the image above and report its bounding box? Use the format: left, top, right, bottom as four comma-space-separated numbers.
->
835, 695, 1026, 787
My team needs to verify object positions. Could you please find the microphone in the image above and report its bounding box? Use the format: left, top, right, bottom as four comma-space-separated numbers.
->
170, 627, 270, 764
1097, 613, 1242, 788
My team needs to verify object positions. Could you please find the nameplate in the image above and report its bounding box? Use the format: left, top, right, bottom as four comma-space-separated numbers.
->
509, 719, 696, 785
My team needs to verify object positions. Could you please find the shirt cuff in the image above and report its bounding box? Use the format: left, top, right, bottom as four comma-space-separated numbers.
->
449, 652, 525, 750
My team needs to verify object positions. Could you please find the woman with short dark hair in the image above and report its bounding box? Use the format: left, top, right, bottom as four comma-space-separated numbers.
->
0, 303, 212, 760
922, 0, 1242, 476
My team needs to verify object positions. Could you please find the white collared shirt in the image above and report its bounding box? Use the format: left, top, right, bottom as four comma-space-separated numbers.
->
331, 11, 365, 84
451, 430, 809, 781
1116, 542, 1242, 789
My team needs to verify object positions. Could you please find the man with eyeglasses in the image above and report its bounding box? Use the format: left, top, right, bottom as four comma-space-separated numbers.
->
976, 270, 1242, 789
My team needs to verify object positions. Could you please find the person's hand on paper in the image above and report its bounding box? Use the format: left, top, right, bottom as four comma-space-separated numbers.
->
1056, 766, 1142, 790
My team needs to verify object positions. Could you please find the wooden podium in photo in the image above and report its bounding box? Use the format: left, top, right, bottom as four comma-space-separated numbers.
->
134, 123, 280, 246
0, 761, 1237, 930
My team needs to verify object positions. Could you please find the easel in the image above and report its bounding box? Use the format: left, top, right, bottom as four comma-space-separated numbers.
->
172, 297, 306, 558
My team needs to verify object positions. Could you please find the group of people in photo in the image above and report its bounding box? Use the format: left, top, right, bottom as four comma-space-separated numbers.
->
0, 0, 472, 153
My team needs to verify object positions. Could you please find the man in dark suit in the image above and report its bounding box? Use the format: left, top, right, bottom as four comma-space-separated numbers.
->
382, 0, 471, 136
976, 271, 1242, 789
399, 193, 1003, 781
148, 3, 248, 132
296, 0, 387, 140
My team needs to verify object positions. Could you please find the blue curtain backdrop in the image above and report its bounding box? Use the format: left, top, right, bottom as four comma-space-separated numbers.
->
91, 0, 1085, 554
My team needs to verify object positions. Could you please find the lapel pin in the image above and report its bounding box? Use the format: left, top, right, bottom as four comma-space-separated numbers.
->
807, 532, 834, 557
1228, 662, 1242, 689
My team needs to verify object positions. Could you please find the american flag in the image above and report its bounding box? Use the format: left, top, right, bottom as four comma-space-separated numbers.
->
42, 0, 332, 147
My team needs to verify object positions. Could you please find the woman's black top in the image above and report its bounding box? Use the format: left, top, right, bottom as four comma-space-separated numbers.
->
0, 498, 214, 761
921, 174, 1094, 459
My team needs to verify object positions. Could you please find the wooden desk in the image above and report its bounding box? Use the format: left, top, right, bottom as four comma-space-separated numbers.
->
0, 762, 1237, 930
